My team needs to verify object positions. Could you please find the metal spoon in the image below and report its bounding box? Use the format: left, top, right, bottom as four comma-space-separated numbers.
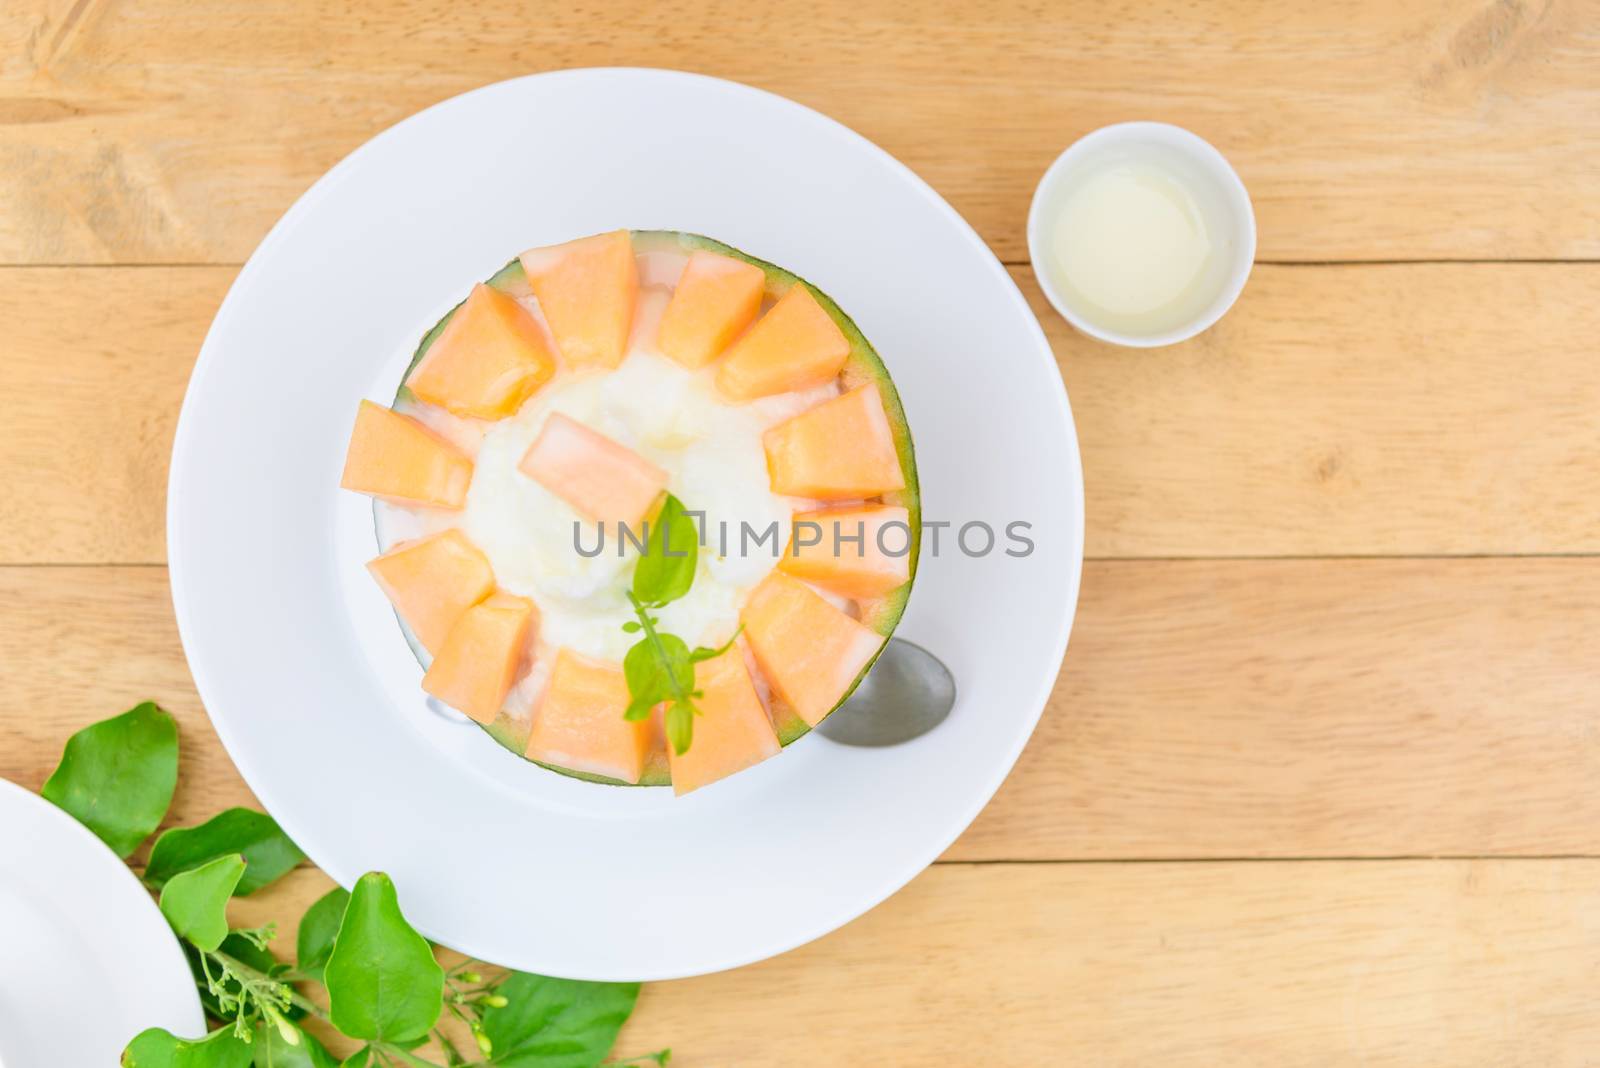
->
815, 637, 956, 746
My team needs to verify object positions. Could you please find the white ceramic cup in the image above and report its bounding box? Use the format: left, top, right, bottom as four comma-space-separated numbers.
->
1027, 121, 1256, 348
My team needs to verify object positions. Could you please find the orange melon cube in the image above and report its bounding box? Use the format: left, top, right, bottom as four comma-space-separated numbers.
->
740, 571, 884, 727
366, 530, 497, 655
520, 230, 639, 370
526, 649, 653, 784
407, 284, 556, 419
666, 648, 780, 796
518, 412, 667, 527
779, 504, 912, 599
763, 384, 905, 499
715, 285, 850, 401
655, 251, 766, 370
421, 591, 536, 725
340, 400, 474, 509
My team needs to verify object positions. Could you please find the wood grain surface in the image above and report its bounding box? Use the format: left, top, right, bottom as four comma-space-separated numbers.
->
4, 0, 1599, 1060
3, 0, 1599, 264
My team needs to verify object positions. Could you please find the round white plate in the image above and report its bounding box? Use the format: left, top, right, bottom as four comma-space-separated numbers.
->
169, 68, 1083, 980
0, 779, 204, 1065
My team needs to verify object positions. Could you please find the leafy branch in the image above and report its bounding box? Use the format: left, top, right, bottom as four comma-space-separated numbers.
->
619, 495, 739, 755
39, 703, 668, 1068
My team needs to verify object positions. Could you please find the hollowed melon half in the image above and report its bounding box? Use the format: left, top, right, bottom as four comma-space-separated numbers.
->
374, 231, 921, 786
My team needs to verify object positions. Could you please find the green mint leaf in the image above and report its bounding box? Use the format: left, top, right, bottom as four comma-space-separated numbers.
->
623, 694, 657, 722
631, 495, 698, 607
146, 809, 305, 895
665, 700, 696, 757
477, 972, 640, 1068
123, 1026, 253, 1068
43, 701, 178, 858
623, 632, 693, 709
295, 885, 350, 983
159, 854, 245, 951
620, 531, 707, 753
688, 627, 742, 664
621, 620, 642, 633
250, 1020, 339, 1068
324, 872, 444, 1043
337, 1050, 370, 1068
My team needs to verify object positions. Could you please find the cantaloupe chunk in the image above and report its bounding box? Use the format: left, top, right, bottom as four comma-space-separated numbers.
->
366, 530, 496, 655
407, 284, 557, 419
763, 384, 905, 499
340, 400, 474, 508
518, 412, 667, 526
779, 504, 912, 600
520, 231, 638, 370
666, 648, 780, 796
740, 571, 884, 727
526, 649, 653, 784
421, 591, 535, 725
655, 251, 767, 370
715, 285, 850, 401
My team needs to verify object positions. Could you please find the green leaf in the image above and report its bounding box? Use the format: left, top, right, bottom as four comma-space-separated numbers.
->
631, 495, 698, 607
159, 854, 245, 951
324, 872, 444, 1043
338, 1050, 370, 1068
251, 1021, 339, 1068
478, 972, 640, 1068
664, 700, 696, 757
146, 809, 305, 895
123, 1027, 252, 1068
623, 633, 692, 709
43, 701, 178, 857
688, 628, 741, 664
296, 886, 351, 983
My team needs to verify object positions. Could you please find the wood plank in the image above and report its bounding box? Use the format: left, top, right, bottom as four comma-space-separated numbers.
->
226, 859, 1600, 1066
1057, 262, 1600, 558
0, 266, 231, 564
7, 263, 1600, 564
959, 556, 1600, 859
3, 0, 1599, 264
5, 560, 1598, 860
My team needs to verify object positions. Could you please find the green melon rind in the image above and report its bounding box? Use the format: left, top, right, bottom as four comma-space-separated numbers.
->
377, 232, 921, 780
393, 258, 529, 405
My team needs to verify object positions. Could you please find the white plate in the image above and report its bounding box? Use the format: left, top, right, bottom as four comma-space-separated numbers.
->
168, 68, 1083, 980
0, 779, 204, 1065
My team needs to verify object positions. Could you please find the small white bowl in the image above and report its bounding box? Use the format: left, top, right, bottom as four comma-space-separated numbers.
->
1027, 121, 1255, 348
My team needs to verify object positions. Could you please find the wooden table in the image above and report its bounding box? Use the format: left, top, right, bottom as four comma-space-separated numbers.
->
4, 0, 1600, 1062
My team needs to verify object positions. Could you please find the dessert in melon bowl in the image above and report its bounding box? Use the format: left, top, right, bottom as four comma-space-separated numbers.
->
168, 69, 1081, 980
339, 229, 920, 795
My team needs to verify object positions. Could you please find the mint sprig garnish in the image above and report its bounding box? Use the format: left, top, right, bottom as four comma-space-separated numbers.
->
620, 494, 739, 756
